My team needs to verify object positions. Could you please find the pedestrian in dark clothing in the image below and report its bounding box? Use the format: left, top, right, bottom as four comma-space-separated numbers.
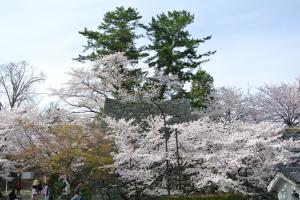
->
15, 180, 22, 195
37, 182, 43, 194
8, 189, 17, 200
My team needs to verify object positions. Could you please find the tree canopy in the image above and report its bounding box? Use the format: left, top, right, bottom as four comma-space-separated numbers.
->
75, 7, 216, 105
75, 6, 147, 63
147, 10, 215, 99
106, 116, 299, 198
255, 82, 300, 127
188, 69, 214, 109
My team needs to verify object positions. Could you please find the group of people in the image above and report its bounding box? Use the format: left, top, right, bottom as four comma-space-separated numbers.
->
31, 178, 49, 200
0, 177, 84, 200
32, 178, 83, 200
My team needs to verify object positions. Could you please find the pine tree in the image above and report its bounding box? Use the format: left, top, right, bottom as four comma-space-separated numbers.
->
75, 6, 147, 63
75, 7, 147, 94
188, 69, 214, 110
147, 10, 215, 98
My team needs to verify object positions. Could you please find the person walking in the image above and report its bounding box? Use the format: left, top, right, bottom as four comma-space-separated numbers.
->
32, 178, 39, 189
15, 180, 21, 195
37, 181, 43, 195
32, 178, 39, 200
42, 183, 50, 200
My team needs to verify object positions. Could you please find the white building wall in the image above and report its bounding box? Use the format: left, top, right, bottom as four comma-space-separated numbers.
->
278, 182, 300, 200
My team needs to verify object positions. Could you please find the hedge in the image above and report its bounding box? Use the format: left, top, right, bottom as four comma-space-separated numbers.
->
159, 193, 244, 200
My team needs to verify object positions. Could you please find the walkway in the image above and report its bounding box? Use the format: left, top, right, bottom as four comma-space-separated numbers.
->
3, 190, 43, 200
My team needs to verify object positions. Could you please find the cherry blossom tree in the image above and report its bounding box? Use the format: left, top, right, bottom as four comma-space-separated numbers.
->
0, 106, 112, 185
53, 52, 182, 114
105, 116, 300, 198
53, 67, 106, 114
0, 107, 44, 173
0, 114, 16, 174
138, 71, 182, 101
105, 116, 169, 199
203, 87, 253, 121
0, 107, 64, 172
254, 82, 300, 127
53, 52, 150, 114
174, 119, 299, 195
52, 53, 131, 114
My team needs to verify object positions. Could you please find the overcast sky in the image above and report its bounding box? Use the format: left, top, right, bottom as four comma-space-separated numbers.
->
0, 0, 299, 102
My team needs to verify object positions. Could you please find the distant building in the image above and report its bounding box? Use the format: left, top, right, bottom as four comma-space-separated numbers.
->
268, 167, 300, 200
21, 172, 33, 180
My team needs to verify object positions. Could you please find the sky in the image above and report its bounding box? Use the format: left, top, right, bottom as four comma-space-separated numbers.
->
0, 0, 300, 103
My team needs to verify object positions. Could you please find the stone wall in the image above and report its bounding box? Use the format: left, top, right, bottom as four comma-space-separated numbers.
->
92, 181, 121, 200
103, 98, 192, 123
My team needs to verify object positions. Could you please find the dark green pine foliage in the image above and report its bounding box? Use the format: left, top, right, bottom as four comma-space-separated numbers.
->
188, 69, 214, 110
75, 6, 147, 63
147, 10, 215, 99
75, 7, 147, 94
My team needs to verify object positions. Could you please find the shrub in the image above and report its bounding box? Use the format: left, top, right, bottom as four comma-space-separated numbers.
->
48, 174, 66, 200
160, 193, 244, 200
80, 182, 93, 200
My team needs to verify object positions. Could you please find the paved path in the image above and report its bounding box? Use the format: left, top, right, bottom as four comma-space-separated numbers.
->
19, 190, 43, 200
4, 190, 43, 200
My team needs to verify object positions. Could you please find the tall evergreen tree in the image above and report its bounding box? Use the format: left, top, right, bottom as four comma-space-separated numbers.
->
188, 69, 214, 110
147, 10, 215, 98
75, 7, 148, 94
75, 6, 147, 63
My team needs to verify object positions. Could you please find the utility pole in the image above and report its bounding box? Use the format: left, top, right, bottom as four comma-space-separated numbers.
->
175, 129, 182, 191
